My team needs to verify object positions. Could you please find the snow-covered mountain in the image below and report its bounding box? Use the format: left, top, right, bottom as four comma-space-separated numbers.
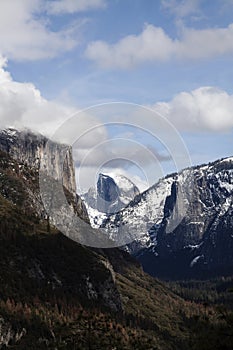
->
101, 157, 233, 278
83, 173, 140, 228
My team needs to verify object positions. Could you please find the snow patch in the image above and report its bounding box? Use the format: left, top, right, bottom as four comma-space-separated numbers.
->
190, 255, 203, 267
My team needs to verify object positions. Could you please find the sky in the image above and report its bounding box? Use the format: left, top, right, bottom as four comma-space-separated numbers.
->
0, 0, 233, 192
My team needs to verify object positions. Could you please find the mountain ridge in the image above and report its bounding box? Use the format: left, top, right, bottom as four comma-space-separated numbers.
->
101, 155, 233, 278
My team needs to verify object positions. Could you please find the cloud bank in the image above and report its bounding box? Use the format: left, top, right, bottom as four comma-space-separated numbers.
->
86, 23, 233, 68
0, 55, 73, 135
153, 86, 233, 132
1, 55, 232, 142
0, 0, 84, 61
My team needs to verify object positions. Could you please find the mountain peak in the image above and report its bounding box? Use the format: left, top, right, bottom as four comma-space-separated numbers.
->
97, 173, 119, 206
83, 172, 140, 226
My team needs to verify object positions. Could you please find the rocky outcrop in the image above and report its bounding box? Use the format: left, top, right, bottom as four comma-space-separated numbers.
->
0, 128, 90, 223
97, 173, 120, 213
0, 128, 76, 197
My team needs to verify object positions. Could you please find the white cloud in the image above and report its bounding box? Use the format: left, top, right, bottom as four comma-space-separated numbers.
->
46, 0, 106, 15
0, 55, 113, 144
86, 23, 233, 68
0, 0, 81, 61
74, 138, 168, 169
86, 24, 174, 68
153, 87, 233, 132
0, 56, 11, 82
0, 55, 74, 135
177, 24, 233, 60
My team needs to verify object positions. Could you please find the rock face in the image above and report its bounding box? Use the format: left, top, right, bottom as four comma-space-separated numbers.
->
0, 128, 76, 197
83, 173, 140, 227
0, 128, 89, 223
97, 173, 120, 213
102, 157, 233, 278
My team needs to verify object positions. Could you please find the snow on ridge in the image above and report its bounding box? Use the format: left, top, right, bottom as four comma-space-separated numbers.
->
85, 204, 107, 229
104, 172, 139, 193
219, 156, 233, 163
3, 127, 17, 136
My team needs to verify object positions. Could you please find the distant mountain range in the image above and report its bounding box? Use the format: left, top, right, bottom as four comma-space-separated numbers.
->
87, 154, 233, 279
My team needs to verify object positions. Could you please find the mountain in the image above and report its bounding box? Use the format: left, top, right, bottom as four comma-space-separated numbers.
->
1, 128, 233, 348
102, 157, 233, 279
105, 173, 140, 206
0, 127, 88, 221
0, 128, 112, 248
1, 127, 228, 349
83, 173, 140, 227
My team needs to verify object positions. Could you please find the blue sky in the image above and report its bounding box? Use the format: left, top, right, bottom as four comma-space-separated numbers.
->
0, 0, 233, 190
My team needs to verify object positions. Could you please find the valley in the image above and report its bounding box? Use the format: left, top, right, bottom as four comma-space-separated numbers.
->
0, 128, 232, 349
